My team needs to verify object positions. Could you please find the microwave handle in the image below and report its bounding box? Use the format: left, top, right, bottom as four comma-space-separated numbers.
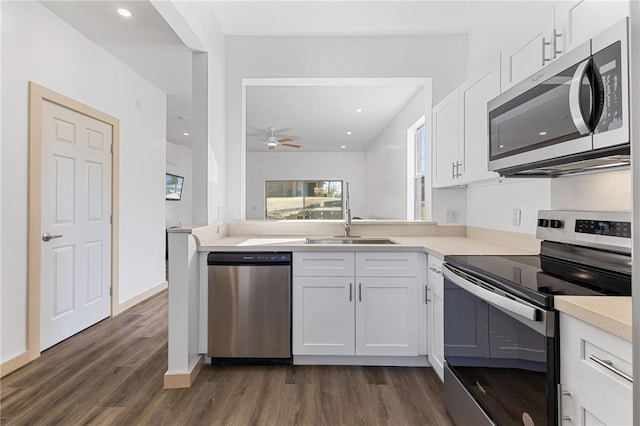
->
569, 58, 592, 135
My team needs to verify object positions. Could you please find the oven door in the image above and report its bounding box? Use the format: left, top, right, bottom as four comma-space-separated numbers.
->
443, 264, 558, 426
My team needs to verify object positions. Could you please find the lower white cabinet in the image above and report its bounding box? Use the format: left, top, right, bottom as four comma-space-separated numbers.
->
427, 257, 445, 381
559, 313, 632, 425
293, 251, 422, 357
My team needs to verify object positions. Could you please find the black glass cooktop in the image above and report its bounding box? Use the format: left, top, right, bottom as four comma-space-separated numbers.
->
444, 253, 632, 309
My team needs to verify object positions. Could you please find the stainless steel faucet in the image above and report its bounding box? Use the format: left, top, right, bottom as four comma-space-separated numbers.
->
343, 182, 352, 237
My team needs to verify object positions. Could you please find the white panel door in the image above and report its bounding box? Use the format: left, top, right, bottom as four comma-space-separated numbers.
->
40, 100, 112, 350
355, 277, 418, 356
292, 276, 355, 356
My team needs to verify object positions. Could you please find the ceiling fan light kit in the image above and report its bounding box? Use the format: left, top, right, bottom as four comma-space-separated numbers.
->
252, 127, 301, 150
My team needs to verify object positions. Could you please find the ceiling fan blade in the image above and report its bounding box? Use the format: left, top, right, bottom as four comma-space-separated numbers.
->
268, 145, 276, 150
277, 137, 294, 143
281, 143, 301, 148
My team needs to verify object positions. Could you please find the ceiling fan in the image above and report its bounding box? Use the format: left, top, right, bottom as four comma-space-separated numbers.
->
251, 127, 301, 150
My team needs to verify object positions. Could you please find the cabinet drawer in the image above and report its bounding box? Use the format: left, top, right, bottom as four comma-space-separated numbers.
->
560, 313, 632, 413
356, 252, 419, 277
293, 252, 354, 277
560, 368, 632, 426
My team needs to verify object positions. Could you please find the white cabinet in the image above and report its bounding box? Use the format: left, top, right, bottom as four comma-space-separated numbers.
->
292, 251, 423, 358
426, 256, 444, 382
293, 275, 355, 355
555, 1, 629, 52
559, 313, 633, 425
432, 89, 460, 188
432, 57, 500, 188
500, 5, 558, 91
458, 57, 501, 184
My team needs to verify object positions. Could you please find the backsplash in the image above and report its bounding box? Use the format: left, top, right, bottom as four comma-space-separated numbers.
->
550, 169, 631, 212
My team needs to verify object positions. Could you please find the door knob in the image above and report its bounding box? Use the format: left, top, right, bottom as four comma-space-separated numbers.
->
42, 233, 63, 242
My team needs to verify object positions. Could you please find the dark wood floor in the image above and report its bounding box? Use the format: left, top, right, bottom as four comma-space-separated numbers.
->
0, 290, 453, 425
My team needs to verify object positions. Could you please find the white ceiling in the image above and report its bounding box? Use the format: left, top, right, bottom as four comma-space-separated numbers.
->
246, 84, 423, 152
39, 1, 517, 150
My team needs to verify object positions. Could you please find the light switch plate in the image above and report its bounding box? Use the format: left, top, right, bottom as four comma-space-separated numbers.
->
512, 208, 521, 226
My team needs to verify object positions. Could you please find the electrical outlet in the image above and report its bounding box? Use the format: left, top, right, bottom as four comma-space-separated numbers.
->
512, 208, 521, 226
445, 209, 458, 223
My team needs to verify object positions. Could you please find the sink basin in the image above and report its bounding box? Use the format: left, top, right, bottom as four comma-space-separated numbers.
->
305, 237, 397, 245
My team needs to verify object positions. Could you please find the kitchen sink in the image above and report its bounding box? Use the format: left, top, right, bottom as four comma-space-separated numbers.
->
305, 237, 397, 245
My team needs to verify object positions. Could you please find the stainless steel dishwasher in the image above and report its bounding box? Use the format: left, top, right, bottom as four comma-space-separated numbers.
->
207, 252, 292, 363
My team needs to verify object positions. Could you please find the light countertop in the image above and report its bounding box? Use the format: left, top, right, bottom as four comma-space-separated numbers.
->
194, 235, 537, 259
555, 296, 632, 341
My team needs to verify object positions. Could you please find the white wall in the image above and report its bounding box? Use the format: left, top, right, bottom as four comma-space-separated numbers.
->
550, 170, 632, 212
159, 2, 226, 228
365, 86, 422, 219
246, 152, 366, 220
466, 179, 551, 235
166, 142, 193, 228
226, 35, 468, 222
1, 2, 166, 363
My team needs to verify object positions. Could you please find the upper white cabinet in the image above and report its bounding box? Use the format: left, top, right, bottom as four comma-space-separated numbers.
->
432, 57, 500, 188
500, 5, 558, 91
292, 251, 424, 358
555, 1, 629, 52
432, 89, 460, 188
458, 57, 501, 184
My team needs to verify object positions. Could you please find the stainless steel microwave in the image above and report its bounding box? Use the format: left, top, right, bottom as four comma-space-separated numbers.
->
488, 18, 630, 177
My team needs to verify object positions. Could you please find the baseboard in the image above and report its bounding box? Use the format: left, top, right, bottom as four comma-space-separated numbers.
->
113, 280, 168, 316
164, 355, 204, 389
293, 355, 430, 367
0, 350, 39, 378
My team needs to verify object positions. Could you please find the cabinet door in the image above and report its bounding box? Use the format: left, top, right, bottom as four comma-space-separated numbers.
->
292, 276, 355, 356
432, 89, 460, 188
501, 6, 556, 91
555, 1, 629, 52
458, 56, 501, 184
355, 277, 418, 356
427, 257, 445, 382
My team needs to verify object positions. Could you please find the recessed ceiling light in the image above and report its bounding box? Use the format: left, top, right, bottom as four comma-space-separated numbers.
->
346, 131, 352, 135
355, 108, 363, 112
341, 145, 346, 149
117, 8, 132, 18
539, 131, 547, 136
183, 132, 189, 136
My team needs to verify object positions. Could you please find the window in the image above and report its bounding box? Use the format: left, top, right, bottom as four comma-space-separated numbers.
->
413, 125, 427, 220
265, 180, 343, 220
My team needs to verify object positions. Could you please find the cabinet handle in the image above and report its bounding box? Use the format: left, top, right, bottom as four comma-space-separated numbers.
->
552, 28, 562, 59
542, 36, 552, 65
589, 355, 633, 382
349, 283, 352, 302
426, 286, 431, 303
457, 161, 463, 178
359, 283, 362, 302
557, 384, 571, 425
451, 162, 456, 179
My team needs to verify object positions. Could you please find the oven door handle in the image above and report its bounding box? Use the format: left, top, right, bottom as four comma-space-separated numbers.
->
443, 265, 539, 321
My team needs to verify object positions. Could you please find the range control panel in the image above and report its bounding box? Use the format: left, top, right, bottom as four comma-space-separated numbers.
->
575, 219, 631, 238
536, 210, 632, 253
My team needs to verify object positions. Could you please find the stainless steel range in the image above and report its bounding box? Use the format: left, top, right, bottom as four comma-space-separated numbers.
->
443, 210, 631, 426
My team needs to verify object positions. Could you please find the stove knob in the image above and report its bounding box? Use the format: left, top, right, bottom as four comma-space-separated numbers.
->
538, 219, 549, 227
550, 219, 563, 229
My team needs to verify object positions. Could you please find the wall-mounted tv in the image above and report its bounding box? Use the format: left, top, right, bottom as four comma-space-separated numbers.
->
166, 173, 184, 201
